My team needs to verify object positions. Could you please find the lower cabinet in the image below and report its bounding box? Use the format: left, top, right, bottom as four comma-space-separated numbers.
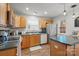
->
21, 35, 30, 49
21, 34, 40, 49
67, 45, 74, 56
50, 40, 67, 56
30, 34, 40, 47
50, 40, 79, 56
75, 44, 79, 56
0, 48, 17, 56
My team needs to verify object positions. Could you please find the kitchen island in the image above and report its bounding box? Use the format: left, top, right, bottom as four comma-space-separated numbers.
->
0, 36, 21, 56
49, 35, 79, 56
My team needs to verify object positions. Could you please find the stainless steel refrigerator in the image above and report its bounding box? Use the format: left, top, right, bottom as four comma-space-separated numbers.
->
47, 24, 58, 39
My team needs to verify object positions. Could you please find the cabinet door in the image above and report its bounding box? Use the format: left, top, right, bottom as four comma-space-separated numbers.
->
67, 45, 74, 56
21, 35, 30, 49
39, 18, 47, 28
14, 16, 20, 27
20, 16, 26, 27
0, 48, 17, 56
50, 41, 66, 56
30, 35, 40, 47
0, 3, 7, 26
47, 19, 53, 24
75, 44, 79, 56
7, 4, 14, 26
34, 35, 40, 46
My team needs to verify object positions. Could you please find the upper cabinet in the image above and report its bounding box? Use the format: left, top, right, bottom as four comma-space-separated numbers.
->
13, 16, 26, 28
47, 18, 53, 24
20, 16, 26, 28
13, 15, 20, 27
39, 17, 53, 28
7, 4, 26, 28
7, 4, 13, 27
0, 3, 7, 26
39, 17, 47, 28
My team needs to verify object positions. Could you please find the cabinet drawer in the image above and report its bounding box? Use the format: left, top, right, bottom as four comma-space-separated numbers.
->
67, 45, 74, 56
0, 48, 17, 56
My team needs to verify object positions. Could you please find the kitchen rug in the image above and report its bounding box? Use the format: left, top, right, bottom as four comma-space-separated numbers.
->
30, 45, 42, 51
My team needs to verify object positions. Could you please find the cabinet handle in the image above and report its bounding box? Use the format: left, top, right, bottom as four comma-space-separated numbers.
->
54, 45, 58, 48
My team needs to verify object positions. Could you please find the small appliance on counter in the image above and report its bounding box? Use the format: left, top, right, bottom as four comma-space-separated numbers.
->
0, 36, 7, 43
0, 31, 8, 43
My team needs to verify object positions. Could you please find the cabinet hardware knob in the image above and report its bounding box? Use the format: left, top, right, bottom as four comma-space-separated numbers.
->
54, 45, 58, 48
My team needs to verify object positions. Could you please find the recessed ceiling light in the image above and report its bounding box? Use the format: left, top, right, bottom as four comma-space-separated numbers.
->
44, 11, 48, 15
33, 11, 37, 15
33, 12, 37, 15
26, 8, 29, 11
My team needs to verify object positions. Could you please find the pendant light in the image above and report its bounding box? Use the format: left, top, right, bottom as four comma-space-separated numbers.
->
63, 3, 66, 16
71, 4, 77, 18
72, 8, 75, 18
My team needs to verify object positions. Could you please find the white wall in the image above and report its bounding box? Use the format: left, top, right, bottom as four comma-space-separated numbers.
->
54, 13, 79, 35
24, 16, 41, 32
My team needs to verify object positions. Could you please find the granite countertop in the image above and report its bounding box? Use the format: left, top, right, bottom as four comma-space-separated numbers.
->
49, 35, 79, 45
0, 40, 19, 50
8, 35, 21, 38
22, 33, 47, 35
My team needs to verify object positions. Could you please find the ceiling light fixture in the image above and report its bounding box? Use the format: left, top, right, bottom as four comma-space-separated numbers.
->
63, 3, 66, 16
33, 11, 38, 15
33, 12, 36, 15
26, 7, 29, 11
72, 9, 75, 18
71, 4, 77, 18
44, 11, 48, 15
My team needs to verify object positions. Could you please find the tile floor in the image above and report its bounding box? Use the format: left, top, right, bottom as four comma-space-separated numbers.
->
21, 44, 50, 56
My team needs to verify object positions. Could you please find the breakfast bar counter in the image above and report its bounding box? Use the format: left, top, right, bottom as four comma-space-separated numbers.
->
49, 35, 79, 56
49, 35, 79, 45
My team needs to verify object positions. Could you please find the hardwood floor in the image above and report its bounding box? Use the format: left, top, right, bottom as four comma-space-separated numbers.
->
21, 44, 50, 56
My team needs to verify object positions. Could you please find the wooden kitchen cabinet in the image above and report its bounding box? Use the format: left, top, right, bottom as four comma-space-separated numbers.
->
20, 16, 26, 28
0, 3, 7, 26
21, 35, 40, 48
0, 48, 17, 56
21, 35, 30, 49
13, 16, 26, 28
39, 18, 53, 28
14, 15, 20, 27
47, 19, 53, 24
7, 4, 15, 26
7, 3, 11, 11
30, 34, 40, 47
39, 18, 47, 28
75, 44, 79, 56
50, 40, 66, 56
67, 45, 74, 56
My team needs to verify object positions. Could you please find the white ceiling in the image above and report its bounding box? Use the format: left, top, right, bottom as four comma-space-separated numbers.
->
10, 3, 79, 18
